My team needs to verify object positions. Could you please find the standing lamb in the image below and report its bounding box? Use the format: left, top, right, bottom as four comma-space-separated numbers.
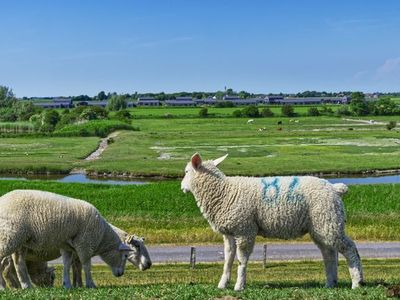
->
0, 189, 132, 289
181, 153, 363, 291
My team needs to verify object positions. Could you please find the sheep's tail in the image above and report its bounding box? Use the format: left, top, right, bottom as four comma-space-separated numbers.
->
332, 183, 348, 195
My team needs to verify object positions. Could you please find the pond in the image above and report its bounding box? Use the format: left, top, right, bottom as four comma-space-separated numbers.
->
0, 173, 399, 185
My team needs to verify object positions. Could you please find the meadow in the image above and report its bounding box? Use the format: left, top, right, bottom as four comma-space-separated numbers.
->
84, 115, 400, 177
0, 180, 398, 243
0, 260, 399, 299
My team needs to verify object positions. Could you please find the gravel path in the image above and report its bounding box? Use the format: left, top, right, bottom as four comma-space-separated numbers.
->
49, 242, 400, 265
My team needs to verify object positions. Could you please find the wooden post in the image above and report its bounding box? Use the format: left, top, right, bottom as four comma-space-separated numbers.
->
190, 246, 196, 269
263, 244, 267, 268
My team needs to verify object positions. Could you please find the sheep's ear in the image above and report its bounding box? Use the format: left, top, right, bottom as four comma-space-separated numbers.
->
191, 153, 202, 170
213, 154, 228, 166
119, 243, 131, 251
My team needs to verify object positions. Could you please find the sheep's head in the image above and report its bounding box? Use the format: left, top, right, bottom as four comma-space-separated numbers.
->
181, 153, 228, 193
125, 235, 152, 271
100, 243, 131, 277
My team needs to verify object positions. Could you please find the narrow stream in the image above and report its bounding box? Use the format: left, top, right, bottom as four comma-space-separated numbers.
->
0, 173, 399, 185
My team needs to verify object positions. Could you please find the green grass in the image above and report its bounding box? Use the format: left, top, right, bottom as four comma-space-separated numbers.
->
0, 180, 399, 243
83, 116, 400, 177
0, 136, 99, 174
54, 120, 138, 137
0, 260, 399, 299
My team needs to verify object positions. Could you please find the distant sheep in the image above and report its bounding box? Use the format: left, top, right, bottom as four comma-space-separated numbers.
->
247, 119, 254, 124
181, 153, 363, 291
0, 189, 132, 289
277, 120, 282, 125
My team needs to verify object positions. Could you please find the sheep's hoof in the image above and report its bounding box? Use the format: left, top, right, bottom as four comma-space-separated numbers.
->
234, 284, 245, 292
86, 282, 97, 289
352, 281, 365, 289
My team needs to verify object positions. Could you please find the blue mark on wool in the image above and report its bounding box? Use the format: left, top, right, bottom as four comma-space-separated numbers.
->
261, 176, 303, 205
261, 177, 281, 204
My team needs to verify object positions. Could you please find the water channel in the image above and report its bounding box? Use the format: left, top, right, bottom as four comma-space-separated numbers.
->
0, 173, 399, 185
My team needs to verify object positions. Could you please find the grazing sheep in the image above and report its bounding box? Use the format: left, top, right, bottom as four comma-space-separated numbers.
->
1, 226, 152, 288
0, 189, 132, 289
181, 153, 364, 291
247, 119, 254, 124
1, 257, 54, 288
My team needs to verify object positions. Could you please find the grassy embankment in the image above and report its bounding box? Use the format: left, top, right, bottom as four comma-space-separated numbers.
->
0, 260, 399, 299
0, 180, 398, 243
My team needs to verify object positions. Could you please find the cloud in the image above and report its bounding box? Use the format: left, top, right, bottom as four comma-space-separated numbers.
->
376, 57, 400, 78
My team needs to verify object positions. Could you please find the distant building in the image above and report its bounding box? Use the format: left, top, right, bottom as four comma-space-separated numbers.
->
165, 96, 195, 106
265, 96, 348, 105
137, 97, 160, 106
194, 97, 217, 105
33, 98, 73, 109
221, 96, 264, 106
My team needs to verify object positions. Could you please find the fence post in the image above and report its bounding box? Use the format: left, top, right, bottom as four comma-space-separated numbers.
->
190, 246, 196, 269
263, 244, 267, 268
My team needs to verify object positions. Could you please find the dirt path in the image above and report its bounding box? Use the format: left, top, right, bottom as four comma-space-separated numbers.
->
84, 131, 119, 161
342, 118, 386, 125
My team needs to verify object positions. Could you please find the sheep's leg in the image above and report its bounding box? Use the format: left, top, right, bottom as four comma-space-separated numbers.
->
2, 256, 20, 288
234, 235, 255, 291
61, 249, 73, 289
315, 243, 338, 287
11, 249, 32, 289
335, 235, 364, 289
0, 257, 7, 289
218, 234, 236, 289
72, 255, 83, 288
82, 260, 96, 288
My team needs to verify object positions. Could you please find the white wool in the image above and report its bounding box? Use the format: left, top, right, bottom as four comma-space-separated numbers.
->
181, 153, 364, 291
0, 189, 131, 289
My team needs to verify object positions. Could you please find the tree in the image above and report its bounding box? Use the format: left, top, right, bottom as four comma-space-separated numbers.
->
107, 95, 127, 111
350, 92, 369, 116
0, 86, 16, 108
373, 97, 397, 115
39, 110, 60, 132
281, 105, 295, 117
238, 90, 250, 99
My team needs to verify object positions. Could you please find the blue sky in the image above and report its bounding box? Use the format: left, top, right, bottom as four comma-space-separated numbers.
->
1, 1, 399, 97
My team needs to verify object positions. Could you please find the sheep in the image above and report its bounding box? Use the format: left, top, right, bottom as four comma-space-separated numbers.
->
0, 189, 132, 289
1, 226, 151, 288
247, 119, 254, 124
1, 257, 54, 288
181, 153, 364, 291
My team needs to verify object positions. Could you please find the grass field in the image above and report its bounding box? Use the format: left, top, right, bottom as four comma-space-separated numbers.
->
83, 115, 400, 177
0, 180, 398, 243
0, 260, 399, 299
0, 136, 99, 174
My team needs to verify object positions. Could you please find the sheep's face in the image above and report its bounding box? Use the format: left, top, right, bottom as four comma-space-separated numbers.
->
181, 153, 228, 193
100, 243, 131, 277
125, 235, 152, 271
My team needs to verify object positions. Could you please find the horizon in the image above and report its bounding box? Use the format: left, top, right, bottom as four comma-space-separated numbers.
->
1, 1, 400, 97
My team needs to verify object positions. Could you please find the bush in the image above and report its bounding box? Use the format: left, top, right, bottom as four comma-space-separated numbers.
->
261, 107, 274, 117
114, 110, 132, 123
336, 105, 352, 116
307, 107, 320, 116
232, 110, 243, 117
199, 107, 208, 118
281, 105, 295, 117
386, 121, 397, 131
241, 105, 260, 118
215, 101, 235, 108
54, 120, 138, 137
319, 105, 334, 116
38, 110, 60, 132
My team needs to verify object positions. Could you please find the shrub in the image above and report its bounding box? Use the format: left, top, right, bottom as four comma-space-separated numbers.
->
261, 107, 274, 117
232, 110, 243, 117
199, 107, 208, 118
107, 95, 127, 111
386, 121, 397, 131
215, 101, 235, 108
54, 120, 138, 137
114, 109, 132, 123
281, 105, 295, 117
307, 107, 320, 116
336, 105, 352, 116
241, 105, 260, 118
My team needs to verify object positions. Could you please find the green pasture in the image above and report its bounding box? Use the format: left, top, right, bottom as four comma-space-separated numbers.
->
0, 180, 398, 243
1, 260, 399, 299
84, 116, 400, 177
0, 136, 99, 174
126, 104, 341, 118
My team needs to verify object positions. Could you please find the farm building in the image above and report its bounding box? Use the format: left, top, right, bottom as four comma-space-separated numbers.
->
165, 97, 195, 106
33, 98, 73, 109
137, 97, 160, 106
